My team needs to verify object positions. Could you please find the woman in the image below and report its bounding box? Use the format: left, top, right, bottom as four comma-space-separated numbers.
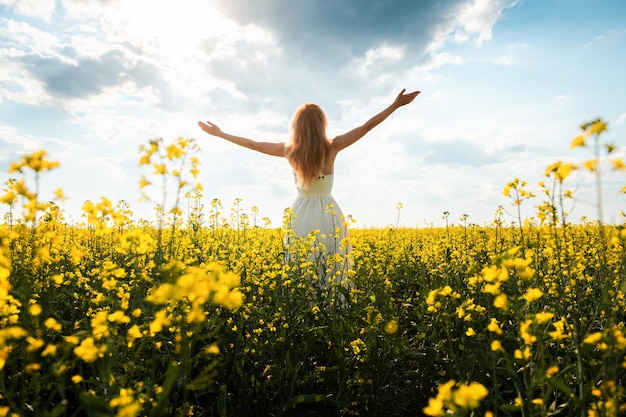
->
198, 88, 420, 259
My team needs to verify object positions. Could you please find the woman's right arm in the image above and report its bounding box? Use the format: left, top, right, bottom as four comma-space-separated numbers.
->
198, 120, 285, 157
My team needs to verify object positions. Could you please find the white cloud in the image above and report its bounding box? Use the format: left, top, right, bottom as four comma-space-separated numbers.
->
456, 0, 508, 45
4, 19, 65, 58
553, 94, 569, 113
0, 125, 77, 165
493, 54, 513, 65
427, 0, 518, 53
616, 113, 626, 125
2, 0, 56, 21
354, 44, 405, 79
413, 52, 465, 73
0, 124, 40, 152
0, 59, 50, 106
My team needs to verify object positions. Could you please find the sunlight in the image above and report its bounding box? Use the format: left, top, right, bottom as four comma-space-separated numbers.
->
114, 0, 237, 56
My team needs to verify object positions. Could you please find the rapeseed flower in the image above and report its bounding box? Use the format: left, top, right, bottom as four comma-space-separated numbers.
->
149, 310, 171, 336
522, 288, 543, 303
487, 318, 503, 335
384, 319, 399, 335
583, 332, 603, 345
493, 293, 509, 310
453, 382, 489, 409
546, 365, 559, 377
535, 312, 554, 324
520, 320, 537, 344
73, 337, 105, 362
110, 388, 141, 417
423, 380, 488, 416
491, 340, 504, 352
26, 336, 44, 352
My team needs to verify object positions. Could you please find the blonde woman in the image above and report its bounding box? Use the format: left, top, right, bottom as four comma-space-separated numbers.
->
198, 89, 420, 257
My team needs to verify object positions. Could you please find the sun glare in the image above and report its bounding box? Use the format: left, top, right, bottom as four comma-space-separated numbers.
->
114, 0, 236, 57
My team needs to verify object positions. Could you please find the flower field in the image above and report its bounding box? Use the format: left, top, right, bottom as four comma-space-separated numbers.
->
1, 120, 625, 416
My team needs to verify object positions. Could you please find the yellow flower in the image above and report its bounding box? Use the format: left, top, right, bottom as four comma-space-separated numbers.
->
44, 317, 62, 331
423, 397, 444, 416
153, 163, 167, 175
514, 347, 531, 361
521, 288, 543, 302
72, 375, 83, 383
73, 337, 105, 363
587, 119, 607, 135
127, 325, 143, 344
482, 265, 508, 283
28, 304, 42, 316
545, 161, 561, 175
108, 311, 131, 324
453, 382, 489, 409
535, 312, 554, 324
436, 380, 456, 402
491, 340, 504, 352
546, 365, 559, 377
493, 294, 509, 310
25, 363, 41, 373
549, 319, 570, 341
53, 188, 67, 201
166, 143, 185, 160
205, 344, 220, 355
91, 311, 110, 338
482, 282, 500, 295
110, 388, 141, 417
570, 134, 586, 149
350, 338, 366, 355
583, 332, 602, 344
149, 310, 171, 336
384, 319, 399, 335
139, 177, 151, 189
440, 285, 452, 296
64, 335, 80, 345
26, 336, 45, 352
110, 388, 134, 407
0, 190, 16, 205
584, 159, 598, 171
610, 158, 626, 170
42, 344, 58, 357
466, 327, 476, 337
487, 318, 503, 335
555, 163, 576, 182
520, 320, 537, 344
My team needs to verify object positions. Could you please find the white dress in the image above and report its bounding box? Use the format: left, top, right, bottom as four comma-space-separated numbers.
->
288, 173, 347, 256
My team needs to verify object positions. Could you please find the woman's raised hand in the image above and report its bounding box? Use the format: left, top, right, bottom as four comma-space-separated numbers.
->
197, 120, 223, 137
393, 89, 420, 108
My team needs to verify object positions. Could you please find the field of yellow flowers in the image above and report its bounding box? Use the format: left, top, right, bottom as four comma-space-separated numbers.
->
1, 119, 625, 417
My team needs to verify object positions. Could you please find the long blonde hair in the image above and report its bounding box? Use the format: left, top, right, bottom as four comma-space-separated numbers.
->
285, 103, 331, 187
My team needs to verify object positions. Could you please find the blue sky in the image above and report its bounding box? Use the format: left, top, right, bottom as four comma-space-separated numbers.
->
1, 0, 625, 227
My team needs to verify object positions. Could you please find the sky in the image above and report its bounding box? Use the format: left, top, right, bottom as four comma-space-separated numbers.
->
1, 0, 625, 228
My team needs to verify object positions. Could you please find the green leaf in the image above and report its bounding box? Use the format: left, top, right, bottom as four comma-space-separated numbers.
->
284, 394, 328, 410
78, 392, 111, 414
545, 376, 576, 400
150, 361, 181, 416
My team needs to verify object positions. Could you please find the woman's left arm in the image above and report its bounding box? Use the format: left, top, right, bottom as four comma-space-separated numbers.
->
331, 89, 420, 152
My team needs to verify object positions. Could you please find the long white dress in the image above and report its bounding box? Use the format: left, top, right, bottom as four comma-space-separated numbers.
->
288, 173, 347, 256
